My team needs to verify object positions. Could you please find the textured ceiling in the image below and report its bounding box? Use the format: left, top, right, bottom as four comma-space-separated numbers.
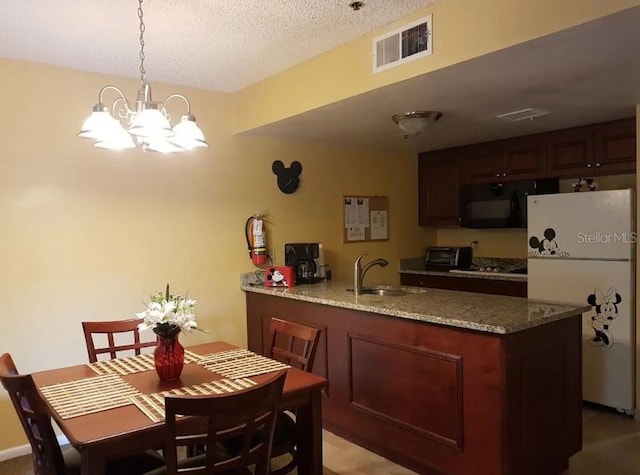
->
0, 0, 439, 92
3, 1, 637, 151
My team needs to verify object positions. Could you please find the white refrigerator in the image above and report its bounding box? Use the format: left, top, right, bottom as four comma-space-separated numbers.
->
527, 189, 636, 413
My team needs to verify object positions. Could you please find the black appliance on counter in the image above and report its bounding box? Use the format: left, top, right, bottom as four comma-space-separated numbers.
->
424, 246, 473, 269
284, 242, 324, 284
460, 178, 559, 229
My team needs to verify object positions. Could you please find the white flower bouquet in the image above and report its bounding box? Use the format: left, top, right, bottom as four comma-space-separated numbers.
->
136, 284, 199, 337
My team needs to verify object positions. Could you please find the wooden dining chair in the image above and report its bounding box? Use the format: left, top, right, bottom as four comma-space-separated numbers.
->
268, 318, 321, 475
82, 318, 156, 362
269, 317, 320, 372
0, 353, 165, 475
143, 370, 287, 475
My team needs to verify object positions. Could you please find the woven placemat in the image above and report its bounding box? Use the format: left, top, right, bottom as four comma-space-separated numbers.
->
131, 378, 257, 423
197, 348, 255, 365
88, 350, 202, 375
39, 374, 140, 419
199, 352, 290, 379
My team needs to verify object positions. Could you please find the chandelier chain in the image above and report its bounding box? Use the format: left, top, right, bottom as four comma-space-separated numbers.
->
138, 0, 146, 84
79, 0, 207, 152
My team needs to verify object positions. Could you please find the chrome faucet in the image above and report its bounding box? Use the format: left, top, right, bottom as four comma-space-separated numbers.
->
354, 252, 389, 295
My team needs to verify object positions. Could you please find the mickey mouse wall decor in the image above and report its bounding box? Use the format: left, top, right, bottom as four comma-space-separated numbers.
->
272, 160, 302, 194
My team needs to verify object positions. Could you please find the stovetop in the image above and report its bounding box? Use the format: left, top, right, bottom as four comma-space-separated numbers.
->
449, 266, 527, 277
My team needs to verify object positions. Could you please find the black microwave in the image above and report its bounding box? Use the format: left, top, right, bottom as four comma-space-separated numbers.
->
460, 178, 559, 228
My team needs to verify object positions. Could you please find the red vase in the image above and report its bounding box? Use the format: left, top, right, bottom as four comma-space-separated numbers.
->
154, 332, 185, 381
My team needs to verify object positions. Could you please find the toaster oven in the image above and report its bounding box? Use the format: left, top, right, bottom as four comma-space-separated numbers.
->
425, 247, 472, 269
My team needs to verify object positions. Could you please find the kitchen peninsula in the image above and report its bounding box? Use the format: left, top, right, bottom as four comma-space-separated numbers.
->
243, 281, 590, 475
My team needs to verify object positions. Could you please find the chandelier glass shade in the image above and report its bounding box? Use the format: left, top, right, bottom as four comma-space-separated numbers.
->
391, 111, 443, 137
78, 0, 207, 153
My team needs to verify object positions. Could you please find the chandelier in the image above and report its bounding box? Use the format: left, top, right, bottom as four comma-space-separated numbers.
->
78, 0, 208, 153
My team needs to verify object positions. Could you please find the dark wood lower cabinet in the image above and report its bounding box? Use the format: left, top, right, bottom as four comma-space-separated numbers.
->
400, 272, 528, 297
246, 292, 582, 475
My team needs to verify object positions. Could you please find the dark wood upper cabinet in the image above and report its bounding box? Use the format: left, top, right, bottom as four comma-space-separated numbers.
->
547, 125, 594, 176
594, 118, 636, 173
418, 117, 635, 227
461, 136, 547, 184
504, 136, 547, 179
418, 150, 460, 226
462, 144, 506, 183
547, 118, 636, 177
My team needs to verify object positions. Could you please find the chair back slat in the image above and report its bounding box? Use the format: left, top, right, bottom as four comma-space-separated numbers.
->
82, 318, 156, 363
0, 353, 67, 475
163, 370, 286, 475
269, 318, 320, 372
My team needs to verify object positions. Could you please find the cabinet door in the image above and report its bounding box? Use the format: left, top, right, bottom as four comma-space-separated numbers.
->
547, 126, 594, 177
462, 143, 506, 183
594, 118, 636, 175
503, 136, 547, 180
418, 151, 460, 226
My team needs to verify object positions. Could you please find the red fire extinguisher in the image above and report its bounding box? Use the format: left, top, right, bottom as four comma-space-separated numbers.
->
245, 214, 267, 266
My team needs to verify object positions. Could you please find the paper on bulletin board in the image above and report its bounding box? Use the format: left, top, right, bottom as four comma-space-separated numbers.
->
344, 197, 370, 228
347, 226, 366, 241
370, 210, 388, 240
342, 195, 388, 243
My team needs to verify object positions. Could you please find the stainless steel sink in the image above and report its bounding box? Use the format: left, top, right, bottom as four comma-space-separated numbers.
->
346, 286, 408, 297
362, 287, 407, 296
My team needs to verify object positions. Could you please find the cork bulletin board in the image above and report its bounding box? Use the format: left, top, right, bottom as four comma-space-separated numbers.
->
343, 195, 389, 243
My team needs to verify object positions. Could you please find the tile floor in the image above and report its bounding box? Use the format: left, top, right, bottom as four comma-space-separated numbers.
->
321, 406, 640, 474
1, 406, 638, 474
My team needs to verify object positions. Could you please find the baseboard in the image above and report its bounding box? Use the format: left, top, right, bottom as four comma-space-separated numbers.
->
0, 435, 69, 463
0, 443, 30, 463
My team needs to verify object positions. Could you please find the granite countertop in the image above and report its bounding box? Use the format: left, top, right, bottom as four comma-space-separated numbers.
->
399, 257, 528, 282
241, 280, 590, 335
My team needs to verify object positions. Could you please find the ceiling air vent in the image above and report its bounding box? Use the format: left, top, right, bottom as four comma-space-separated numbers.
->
496, 108, 549, 122
373, 15, 433, 73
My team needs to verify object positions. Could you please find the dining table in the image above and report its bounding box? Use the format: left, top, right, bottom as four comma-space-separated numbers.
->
31, 341, 328, 475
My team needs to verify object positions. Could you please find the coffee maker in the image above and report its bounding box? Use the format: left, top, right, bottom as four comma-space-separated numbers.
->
284, 242, 325, 284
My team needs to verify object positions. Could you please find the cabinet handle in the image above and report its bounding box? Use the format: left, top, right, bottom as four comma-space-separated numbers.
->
502, 173, 507, 176
586, 164, 592, 168
596, 163, 601, 167
496, 173, 500, 177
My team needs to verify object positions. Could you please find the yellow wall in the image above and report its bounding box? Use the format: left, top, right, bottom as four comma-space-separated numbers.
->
436, 228, 528, 258
0, 59, 433, 451
234, 0, 640, 132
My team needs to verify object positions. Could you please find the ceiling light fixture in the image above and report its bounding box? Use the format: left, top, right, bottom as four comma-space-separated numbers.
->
78, 0, 207, 153
392, 111, 443, 137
